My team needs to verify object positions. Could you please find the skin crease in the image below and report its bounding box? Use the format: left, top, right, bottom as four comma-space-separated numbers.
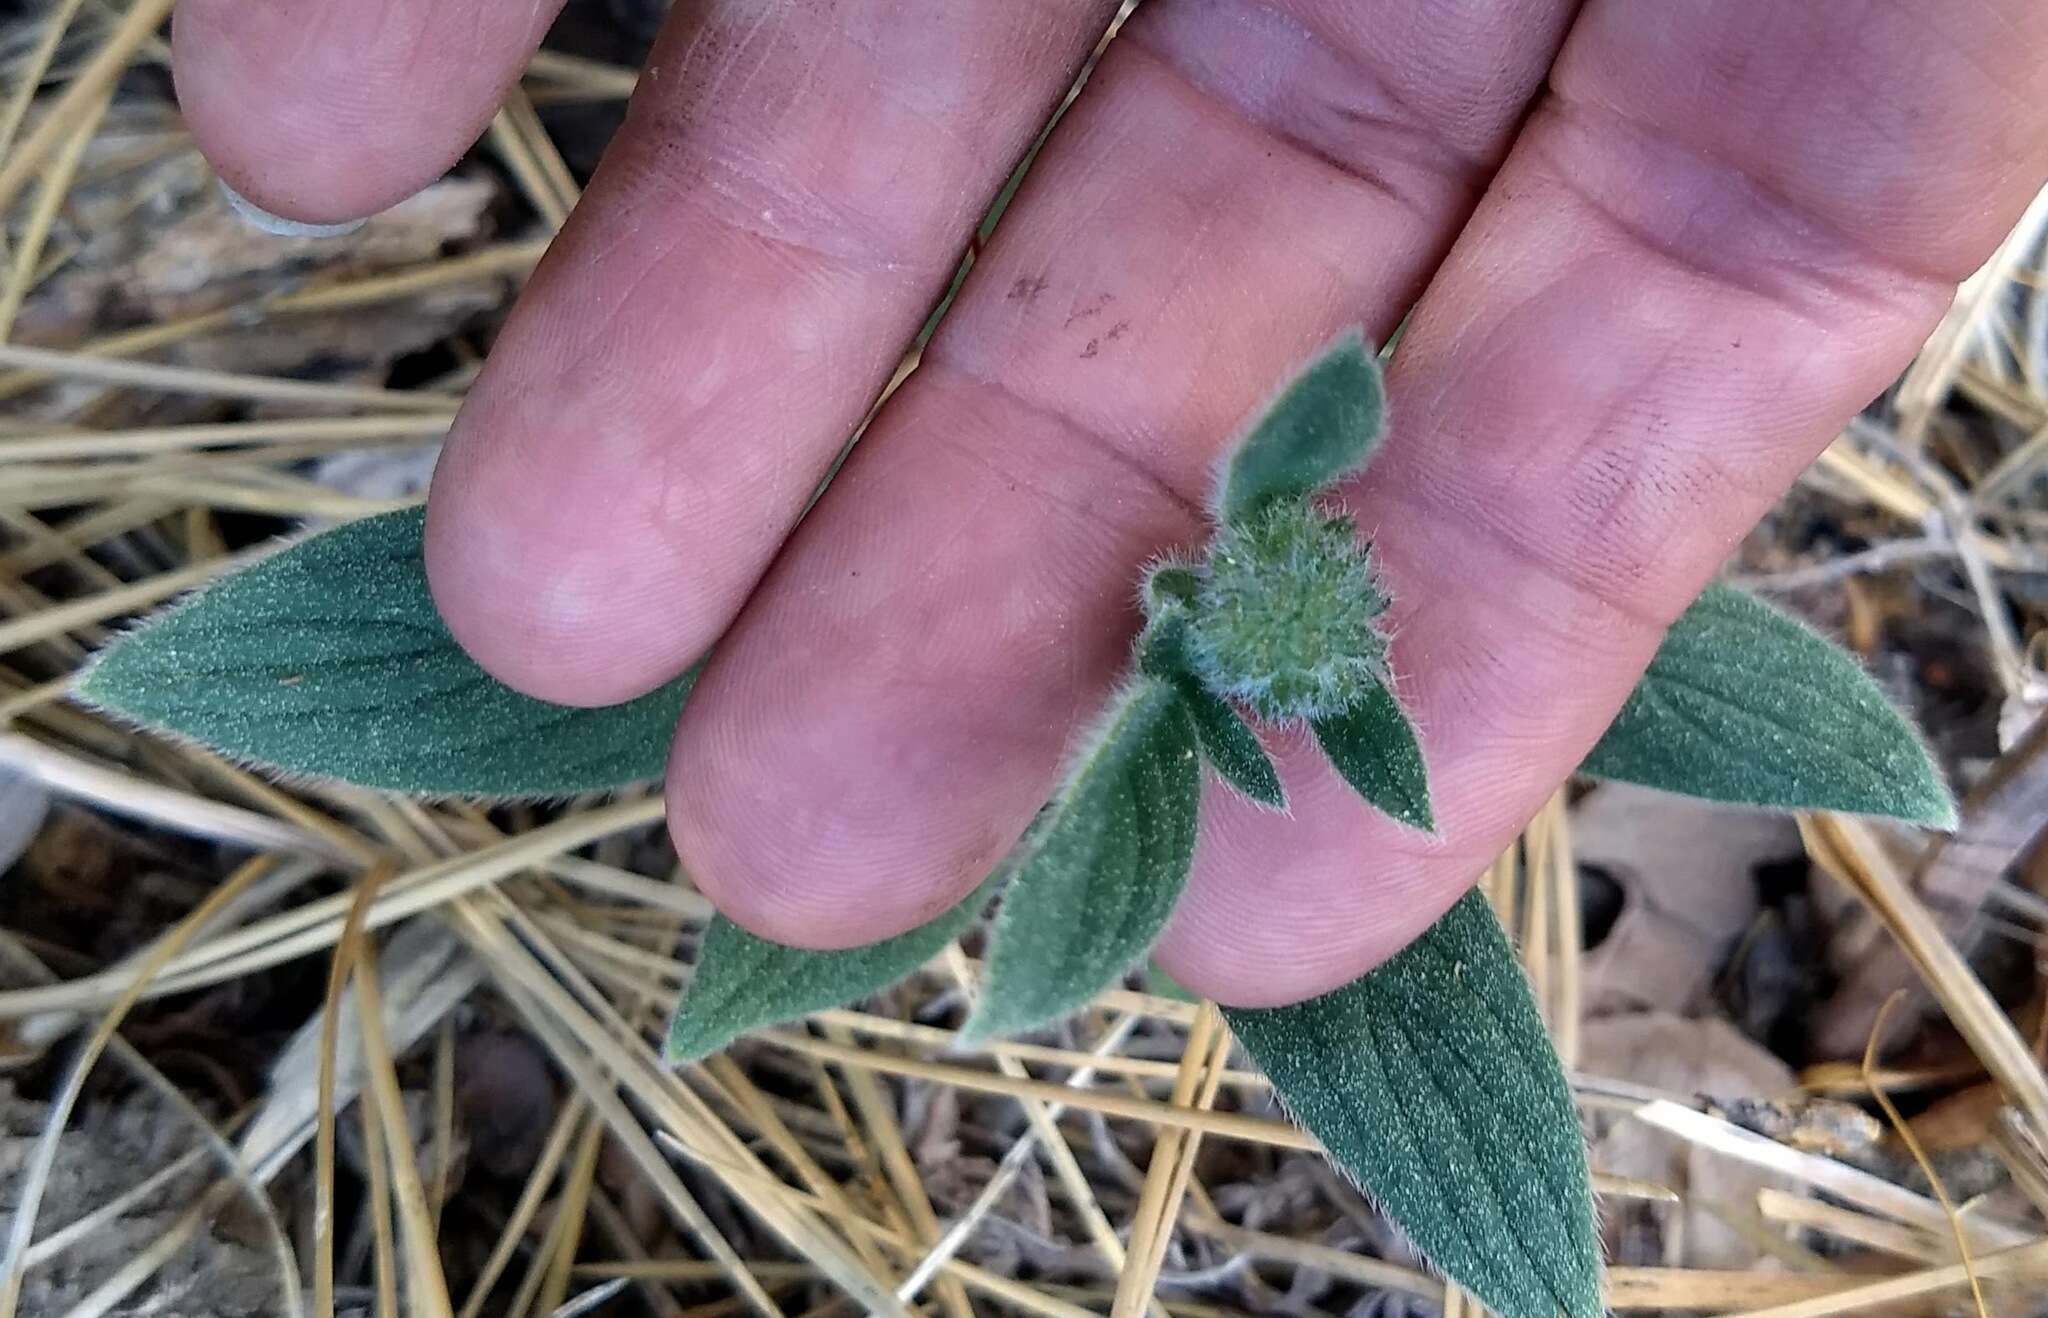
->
177, 0, 2048, 1007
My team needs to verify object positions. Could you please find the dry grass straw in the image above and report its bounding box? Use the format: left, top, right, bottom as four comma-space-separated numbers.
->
891, 1007, 1149, 1303
0, 796, 665, 1023
1632, 1099, 2033, 1252
0, 853, 295, 1318
1802, 813, 2048, 1141
0, 240, 543, 403
456, 1093, 588, 1318
312, 861, 395, 1318
490, 88, 581, 229
0, 0, 90, 162
19, 1104, 256, 1269
0, 81, 107, 335
1861, 991, 1988, 1316
356, 1064, 400, 1318
918, 947, 1159, 1314
820, 1017, 973, 1318
2, 10, 2046, 1316
1752, 1188, 1948, 1264
762, 1026, 1320, 1149
0, 553, 238, 654
427, 1018, 457, 1222
1112, 1005, 1231, 1318
522, 49, 640, 100
0, 340, 462, 411
0, 0, 172, 213
0, 731, 359, 864
454, 871, 899, 1315
472, 929, 797, 1318
1726, 1239, 2048, 1318
1991, 1109, 2048, 1222
1895, 183, 2048, 449
0, 933, 294, 1308
353, 936, 458, 1315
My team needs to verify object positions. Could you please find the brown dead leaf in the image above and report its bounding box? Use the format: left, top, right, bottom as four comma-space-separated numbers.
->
1583, 1013, 1802, 1268
1575, 784, 1803, 1016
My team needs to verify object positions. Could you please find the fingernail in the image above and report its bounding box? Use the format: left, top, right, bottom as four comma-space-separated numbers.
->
219, 180, 365, 238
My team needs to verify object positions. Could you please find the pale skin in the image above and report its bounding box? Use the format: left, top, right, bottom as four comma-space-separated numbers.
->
175, 0, 2048, 1007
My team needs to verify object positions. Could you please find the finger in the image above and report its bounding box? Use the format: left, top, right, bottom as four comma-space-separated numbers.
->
424, 3, 1120, 705
1156, 0, 2048, 1003
172, 0, 565, 224
667, 0, 1581, 947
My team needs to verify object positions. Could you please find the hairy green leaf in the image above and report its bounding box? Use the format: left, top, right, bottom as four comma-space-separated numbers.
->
1179, 684, 1285, 809
1141, 613, 1283, 808
1224, 890, 1599, 1318
1142, 563, 1201, 619
667, 885, 989, 1062
1310, 683, 1433, 833
1582, 584, 1954, 826
964, 679, 1200, 1042
77, 509, 693, 796
1215, 328, 1386, 526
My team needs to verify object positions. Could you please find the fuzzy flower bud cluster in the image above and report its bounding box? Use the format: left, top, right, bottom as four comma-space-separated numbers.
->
1178, 500, 1388, 723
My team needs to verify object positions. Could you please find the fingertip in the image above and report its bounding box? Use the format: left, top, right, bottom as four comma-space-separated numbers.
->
172, 0, 561, 225
1152, 739, 1474, 1007
666, 812, 968, 953
172, 4, 417, 224
423, 460, 710, 709
664, 663, 1004, 951
1152, 875, 1458, 1009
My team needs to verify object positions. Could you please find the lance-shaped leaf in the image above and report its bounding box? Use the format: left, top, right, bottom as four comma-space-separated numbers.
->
77, 509, 693, 796
1178, 684, 1284, 809
1582, 584, 1955, 826
667, 883, 990, 1063
964, 679, 1200, 1042
1215, 328, 1387, 526
1224, 890, 1600, 1318
1311, 683, 1433, 832
1140, 612, 1284, 809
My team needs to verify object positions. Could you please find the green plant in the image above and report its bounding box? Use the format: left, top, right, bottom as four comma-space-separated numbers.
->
79, 332, 1954, 1318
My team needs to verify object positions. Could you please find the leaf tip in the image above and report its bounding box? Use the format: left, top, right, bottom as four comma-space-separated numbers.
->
1891, 715, 1959, 831
1309, 687, 1434, 834
67, 654, 121, 716
954, 1003, 1006, 1050
661, 1021, 717, 1067
1229, 771, 1288, 812
662, 988, 735, 1065
1141, 560, 1202, 621
1583, 584, 1961, 830
1393, 796, 1438, 836
1385, 769, 1437, 835
69, 607, 163, 718
1213, 325, 1388, 525
1899, 776, 1960, 832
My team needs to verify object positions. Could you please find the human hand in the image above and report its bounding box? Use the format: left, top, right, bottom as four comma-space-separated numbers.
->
175, 0, 2048, 1006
